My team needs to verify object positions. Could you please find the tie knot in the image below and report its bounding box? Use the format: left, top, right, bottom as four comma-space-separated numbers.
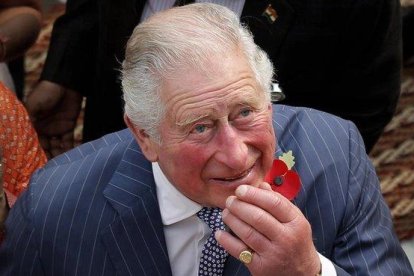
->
197, 207, 225, 232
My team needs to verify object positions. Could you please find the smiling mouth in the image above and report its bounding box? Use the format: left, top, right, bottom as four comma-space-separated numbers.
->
214, 165, 254, 182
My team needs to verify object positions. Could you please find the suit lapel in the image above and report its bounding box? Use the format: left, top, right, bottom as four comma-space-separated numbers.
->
241, 0, 295, 57
101, 139, 172, 276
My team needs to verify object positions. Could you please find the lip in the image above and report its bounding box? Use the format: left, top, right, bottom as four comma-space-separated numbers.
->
211, 163, 256, 184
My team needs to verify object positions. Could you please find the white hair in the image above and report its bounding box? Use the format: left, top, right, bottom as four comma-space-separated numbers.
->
121, 3, 273, 142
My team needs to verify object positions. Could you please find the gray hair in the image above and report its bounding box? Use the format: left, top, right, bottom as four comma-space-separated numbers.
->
121, 3, 273, 142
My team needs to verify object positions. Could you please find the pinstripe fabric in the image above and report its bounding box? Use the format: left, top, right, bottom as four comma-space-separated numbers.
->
0, 105, 412, 275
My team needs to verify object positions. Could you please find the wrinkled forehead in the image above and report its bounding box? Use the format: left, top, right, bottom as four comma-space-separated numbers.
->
159, 62, 266, 126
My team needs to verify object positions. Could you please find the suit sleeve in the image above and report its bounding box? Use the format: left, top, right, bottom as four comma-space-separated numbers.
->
0, 174, 45, 275
331, 122, 413, 275
40, 0, 98, 96
337, 0, 402, 151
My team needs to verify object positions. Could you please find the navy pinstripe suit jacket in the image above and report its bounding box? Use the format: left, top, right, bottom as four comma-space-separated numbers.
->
0, 105, 412, 275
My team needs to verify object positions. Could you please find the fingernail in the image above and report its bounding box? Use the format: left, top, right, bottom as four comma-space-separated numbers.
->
263, 182, 272, 190
215, 230, 222, 241
235, 185, 248, 197
226, 196, 235, 207
222, 208, 229, 219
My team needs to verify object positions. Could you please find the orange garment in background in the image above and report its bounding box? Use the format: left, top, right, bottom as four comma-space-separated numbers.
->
0, 82, 46, 206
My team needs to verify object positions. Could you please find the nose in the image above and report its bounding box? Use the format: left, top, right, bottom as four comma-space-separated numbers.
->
213, 124, 249, 170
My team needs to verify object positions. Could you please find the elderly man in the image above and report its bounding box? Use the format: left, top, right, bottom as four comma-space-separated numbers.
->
1, 3, 412, 275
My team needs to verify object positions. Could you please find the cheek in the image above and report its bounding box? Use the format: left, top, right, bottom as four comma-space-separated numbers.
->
249, 114, 275, 143
164, 143, 211, 176
249, 116, 276, 164
263, 119, 276, 152
259, 128, 276, 161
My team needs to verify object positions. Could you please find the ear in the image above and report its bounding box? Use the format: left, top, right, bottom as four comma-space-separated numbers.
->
124, 115, 159, 162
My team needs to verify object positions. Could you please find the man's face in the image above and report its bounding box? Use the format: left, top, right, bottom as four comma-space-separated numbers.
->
134, 51, 275, 209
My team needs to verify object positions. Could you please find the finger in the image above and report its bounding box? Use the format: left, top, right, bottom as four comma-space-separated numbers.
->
258, 181, 272, 191
225, 195, 282, 244
235, 185, 299, 223
25, 81, 65, 116
41, 120, 76, 136
221, 204, 270, 253
215, 230, 257, 267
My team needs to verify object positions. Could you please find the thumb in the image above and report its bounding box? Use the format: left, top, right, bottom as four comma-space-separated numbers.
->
26, 81, 65, 118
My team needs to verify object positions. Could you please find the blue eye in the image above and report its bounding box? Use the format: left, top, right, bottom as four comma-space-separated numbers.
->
240, 109, 252, 117
194, 125, 206, 133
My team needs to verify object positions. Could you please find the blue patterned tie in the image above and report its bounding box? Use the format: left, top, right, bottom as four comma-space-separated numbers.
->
197, 207, 228, 276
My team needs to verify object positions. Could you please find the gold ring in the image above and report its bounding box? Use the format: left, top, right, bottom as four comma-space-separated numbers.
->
239, 249, 253, 264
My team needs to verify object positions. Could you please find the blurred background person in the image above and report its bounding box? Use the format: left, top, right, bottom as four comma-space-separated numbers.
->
0, 0, 41, 98
0, 0, 43, 242
0, 81, 47, 243
26, 0, 401, 158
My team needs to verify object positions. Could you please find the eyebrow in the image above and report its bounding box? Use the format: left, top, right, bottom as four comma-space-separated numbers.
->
176, 113, 211, 127
175, 101, 263, 128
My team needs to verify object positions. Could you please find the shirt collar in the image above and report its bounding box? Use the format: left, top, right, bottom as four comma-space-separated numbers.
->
152, 162, 202, 225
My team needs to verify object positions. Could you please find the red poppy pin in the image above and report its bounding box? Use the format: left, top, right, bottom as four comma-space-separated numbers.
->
264, 151, 301, 200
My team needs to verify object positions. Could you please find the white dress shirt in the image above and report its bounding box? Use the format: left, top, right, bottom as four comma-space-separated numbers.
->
152, 162, 336, 275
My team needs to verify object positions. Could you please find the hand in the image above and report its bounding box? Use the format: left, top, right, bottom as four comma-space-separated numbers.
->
25, 80, 83, 158
216, 184, 320, 276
